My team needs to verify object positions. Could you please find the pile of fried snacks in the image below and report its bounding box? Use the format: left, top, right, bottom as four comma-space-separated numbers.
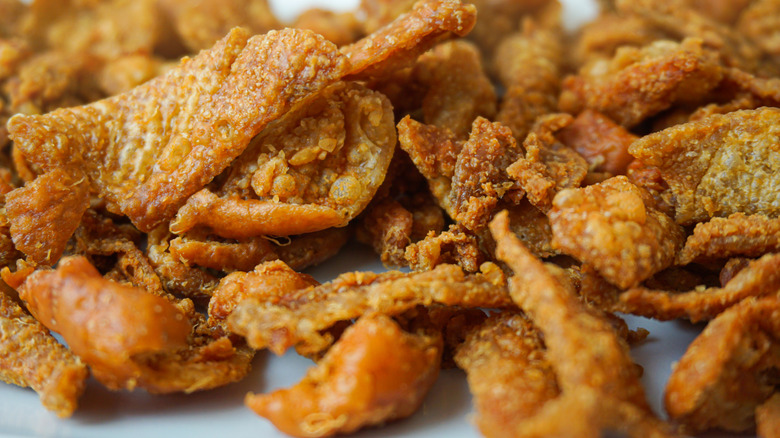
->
1, 0, 780, 436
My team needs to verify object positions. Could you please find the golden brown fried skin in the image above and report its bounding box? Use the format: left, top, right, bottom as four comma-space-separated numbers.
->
557, 109, 638, 176
617, 253, 780, 322
171, 81, 395, 238
293, 9, 363, 47
573, 13, 666, 67
559, 38, 723, 128
0, 290, 87, 418
404, 224, 485, 272
97, 54, 170, 96
453, 312, 560, 438
356, 198, 414, 267
549, 176, 684, 289
628, 107, 780, 225
665, 296, 780, 434
0, 0, 25, 37
341, 0, 477, 81
6, 168, 90, 265
757, 393, 780, 438
9, 28, 349, 232
737, 0, 780, 62
17, 256, 191, 390
247, 314, 442, 438
676, 213, 780, 265
228, 263, 510, 356
273, 227, 352, 271
168, 232, 279, 273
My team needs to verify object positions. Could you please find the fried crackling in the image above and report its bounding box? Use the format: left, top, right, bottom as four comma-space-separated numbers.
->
6, 168, 90, 265
557, 109, 638, 176
616, 253, 780, 322
629, 107, 780, 225
228, 263, 510, 356
737, 0, 780, 61
665, 296, 780, 434
8, 27, 349, 232
171, 82, 395, 238
168, 233, 280, 273
293, 9, 363, 47
18, 256, 192, 390
676, 213, 780, 265
757, 393, 780, 438
341, 0, 477, 81
453, 312, 560, 438
0, 290, 87, 418
404, 224, 484, 272
572, 13, 666, 67
559, 38, 723, 128
549, 176, 684, 289
246, 314, 442, 438
356, 198, 414, 267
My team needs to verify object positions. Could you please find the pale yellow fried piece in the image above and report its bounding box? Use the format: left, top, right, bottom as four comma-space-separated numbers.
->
757, 393, 780, 438
549, 176, 684, 289
171, 81, 395, 238
665, 296, 780, 434
617, 253, 780, 322
676, 213, 780, 265
0, 290, 87, 417
9, 28, 349, 233
628, 107, 780, 225
453, 312, 560, 438
228, 263, 510, 356
247, 314, 442, 438
17, 256, 191, 391
559, 38, 723, 128
342, 0, 477, 81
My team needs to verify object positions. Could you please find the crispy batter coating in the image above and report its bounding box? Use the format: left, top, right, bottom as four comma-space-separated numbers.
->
453, 312, 560, 438
559, 38, 723, 128
665, 296, 780, 434
293, 9, 363, 47
557, 109, 637, 176
341, 0, 477, 81
628, 107, 780, 225
18, 256, 192, 390
356, 198, 413, 267
617, 253, 780, 322
247, 314, 442, 438
757, 393, 780, 438
0, 290, 87, 418
549, 176, 684, 289
172, 81, 395, 238
404, 224, 484, 272
228, 263, 510, 356
6, 168, 90, 265
676, 213, 780, 265
9, 28, 349, 232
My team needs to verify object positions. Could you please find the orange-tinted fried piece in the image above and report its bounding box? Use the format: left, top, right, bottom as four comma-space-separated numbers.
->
171, 81, 395, 238
6, 168, 90, 265
98, 54, 170, 96
247, 314, 442, 438
358, 0, 416, 34
558, 109, 638, 176
228, 263, 510, 356
208, 260, 318, 323
356, 198, 413, 267
628, 107, 780, 225
273, 227, 352, 271
293, 9, 363, 47
616, 253, 780, 322
453, 312, 560, 438
0, 290, 87, 417
341, 0, 477, 81
757, 393, 780, 438
0, 38, 30, 81
413, 40, 496, 138
573, 13, 665, 67
9, 28, 349, 232
404, 224, 484, 272
169, 233, 279, 273
18, 256, 191, 391
0, 0, 25, 37
676, 213, 780, 265
665, 296, 780, 434
549, 176, 684, 289
559, 38, 723, 128
737, 0, 780, 61
158, 0, 280, 52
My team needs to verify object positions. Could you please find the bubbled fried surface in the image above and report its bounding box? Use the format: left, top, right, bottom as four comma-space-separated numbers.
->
676, 213, 780, 265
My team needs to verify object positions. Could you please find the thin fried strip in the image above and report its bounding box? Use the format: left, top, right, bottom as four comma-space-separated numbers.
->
676, 213, 780, 265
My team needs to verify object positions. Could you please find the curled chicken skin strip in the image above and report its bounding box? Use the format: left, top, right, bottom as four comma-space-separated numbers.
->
247, 314, 442, 438
8, 27, 349, 233
17, 256, 192, 391
665, 296, 780, 434
675, 213, 780, 265
229, 262, 510, 356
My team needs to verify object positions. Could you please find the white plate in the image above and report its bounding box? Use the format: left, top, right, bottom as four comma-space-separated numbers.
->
0, 0, 753, 437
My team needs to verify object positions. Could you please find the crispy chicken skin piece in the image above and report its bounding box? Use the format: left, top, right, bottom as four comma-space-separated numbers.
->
549, 176, 685, 289
0, 290, 87, 418
8, 27, 349, 233
404, 224, 485, 272
757, 393, 780, 438
168, 232, 281, 273
341, 0, 477, 81
293, 9, 363, 47
676, 213, 780, 265
628, 107, 780, 225
559, 38, 723, 128
17, 256, 192, 390
356, 198, 414, 267
665, 296, 780, 434
228, 263, 510, 356
557, 109, 638, 176
453, 312, 560, 438
247, 314, 442, 438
